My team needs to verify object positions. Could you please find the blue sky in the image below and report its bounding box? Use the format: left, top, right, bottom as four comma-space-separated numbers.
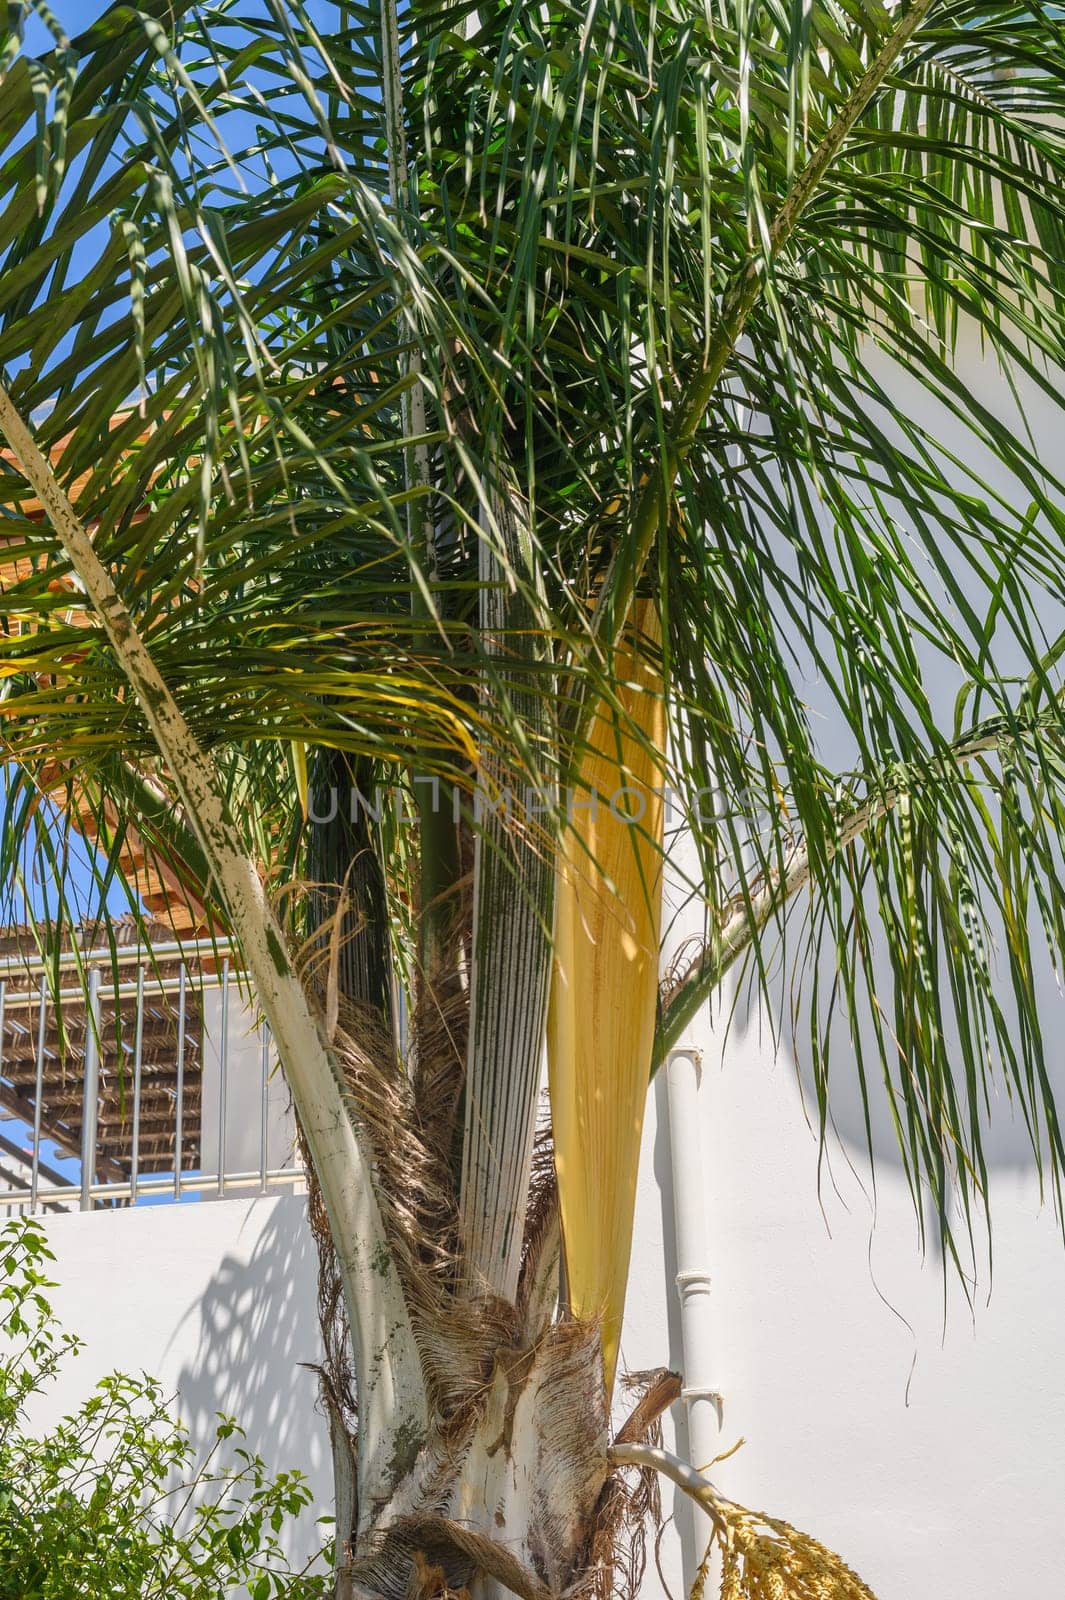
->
21, 1, 342, 52
0, 771, 133, 924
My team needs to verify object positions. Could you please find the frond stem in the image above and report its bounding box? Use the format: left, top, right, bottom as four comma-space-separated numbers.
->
608, 1442, 735, 1529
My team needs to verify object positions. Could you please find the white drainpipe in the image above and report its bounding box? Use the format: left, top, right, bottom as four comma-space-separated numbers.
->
661, 815, 720, 1574
665, 1045, 719, 1563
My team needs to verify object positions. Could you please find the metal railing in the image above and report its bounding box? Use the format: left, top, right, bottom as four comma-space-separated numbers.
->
0, 939, 303, 1215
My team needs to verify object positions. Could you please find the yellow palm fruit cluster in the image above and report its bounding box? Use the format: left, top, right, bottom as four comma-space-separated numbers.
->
694, 1508, 879, 1600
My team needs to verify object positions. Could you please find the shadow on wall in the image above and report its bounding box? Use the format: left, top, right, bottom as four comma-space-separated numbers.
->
741, 908, 1065, 1185
172, 1195, 332, 1565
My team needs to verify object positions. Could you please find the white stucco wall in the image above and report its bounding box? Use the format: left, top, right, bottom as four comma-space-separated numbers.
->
625, 1015, 1065, 1600
36, 1194, 333, 1572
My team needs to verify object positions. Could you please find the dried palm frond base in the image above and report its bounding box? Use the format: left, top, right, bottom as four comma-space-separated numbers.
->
580, 1369, 681, 1600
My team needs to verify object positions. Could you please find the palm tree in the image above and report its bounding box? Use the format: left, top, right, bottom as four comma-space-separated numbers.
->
3, 1, 1065, 1595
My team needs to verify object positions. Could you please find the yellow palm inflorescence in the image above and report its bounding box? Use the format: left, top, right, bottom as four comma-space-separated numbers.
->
693, 1503, 879, 1600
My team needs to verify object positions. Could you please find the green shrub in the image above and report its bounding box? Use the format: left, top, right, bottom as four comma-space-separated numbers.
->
0, 1218, 331, 1600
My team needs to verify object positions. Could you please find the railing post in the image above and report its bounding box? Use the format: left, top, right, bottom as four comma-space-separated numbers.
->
259, 1020, 270, 1194
217, 959, 230, 1198
80, 966, 102, 1213
130, 963, 145, 1205
30, 974, 47, 1214
174, 964, 187, 1199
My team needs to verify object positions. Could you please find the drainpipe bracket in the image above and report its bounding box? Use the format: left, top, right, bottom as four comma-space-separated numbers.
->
681, 1385, 723, 1409
675, 1268, 712, 1289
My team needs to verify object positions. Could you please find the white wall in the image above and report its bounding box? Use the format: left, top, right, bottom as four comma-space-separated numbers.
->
37, 1195, 333, 1571
627, 1015, 1065, 1600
